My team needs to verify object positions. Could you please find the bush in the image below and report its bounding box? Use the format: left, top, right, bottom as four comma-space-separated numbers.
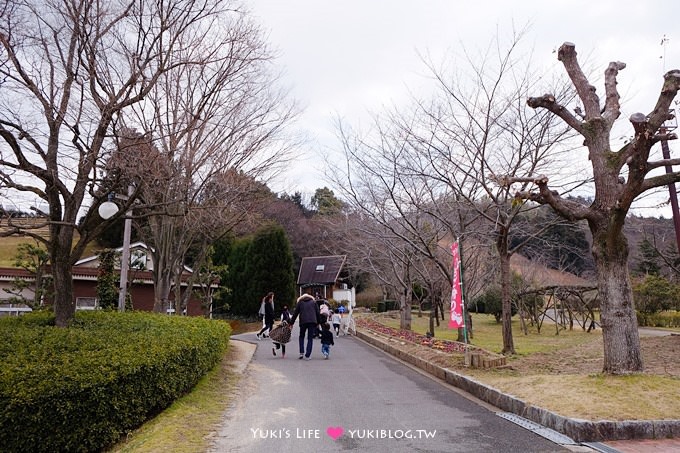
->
633, 275, 680, 314
383, 300, 399, 311
469, 287, 517, 322
0, 311, 230, 453
376, 301, 386, 313
636, 310, 680, 328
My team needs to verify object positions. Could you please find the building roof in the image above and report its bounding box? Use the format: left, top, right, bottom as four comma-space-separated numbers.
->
0, 267, 35, 281
74, 242, 194, 274
74, 241, 149, 267
297, 255, 346, 285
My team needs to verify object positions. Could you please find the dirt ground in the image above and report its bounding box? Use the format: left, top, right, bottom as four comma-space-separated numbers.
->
504, 333, 680, 377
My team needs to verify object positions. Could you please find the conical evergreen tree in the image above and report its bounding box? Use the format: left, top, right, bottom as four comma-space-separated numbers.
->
224, 237, 252, 316
245, 223, 296, 314
212, 224, 296, 317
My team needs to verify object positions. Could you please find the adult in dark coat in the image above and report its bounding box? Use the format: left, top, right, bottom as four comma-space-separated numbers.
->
289, 294, 321, 360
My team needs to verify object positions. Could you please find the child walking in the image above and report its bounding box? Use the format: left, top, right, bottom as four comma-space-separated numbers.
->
331, 310, 342, 336
280, 304, 291, 323
268, 320, 292, 358
319, 322, 335, 359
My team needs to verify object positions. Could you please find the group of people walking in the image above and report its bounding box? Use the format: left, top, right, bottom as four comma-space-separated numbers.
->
256, 292, 341, 360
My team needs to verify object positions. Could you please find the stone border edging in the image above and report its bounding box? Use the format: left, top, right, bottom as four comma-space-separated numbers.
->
355, 328, 680, 442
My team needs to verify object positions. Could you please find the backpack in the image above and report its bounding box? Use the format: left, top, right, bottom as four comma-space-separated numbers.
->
258, 301, 265, 317
320, 303, 330, 317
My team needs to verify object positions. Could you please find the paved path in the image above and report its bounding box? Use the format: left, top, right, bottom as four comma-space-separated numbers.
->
210, 326, 576, 453
638, 327, 675, 337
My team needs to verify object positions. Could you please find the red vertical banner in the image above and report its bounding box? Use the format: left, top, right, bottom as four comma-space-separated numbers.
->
449, 241, 465, 329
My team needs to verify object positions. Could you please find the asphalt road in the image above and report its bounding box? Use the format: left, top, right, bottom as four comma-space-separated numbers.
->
210, 325, 571, 453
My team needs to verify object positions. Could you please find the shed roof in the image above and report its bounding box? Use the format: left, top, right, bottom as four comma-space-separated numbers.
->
297, 255, 346, 285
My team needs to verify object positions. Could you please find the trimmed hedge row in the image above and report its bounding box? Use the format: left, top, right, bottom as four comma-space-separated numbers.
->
0, 311, 231, 453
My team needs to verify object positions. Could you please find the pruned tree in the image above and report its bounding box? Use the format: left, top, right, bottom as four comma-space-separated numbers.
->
0, 0, 264, 326
506, 42, 680, 374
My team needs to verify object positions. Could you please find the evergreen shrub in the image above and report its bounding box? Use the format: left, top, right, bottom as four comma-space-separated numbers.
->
0, 311, 230, 453
636, 310, 680, 328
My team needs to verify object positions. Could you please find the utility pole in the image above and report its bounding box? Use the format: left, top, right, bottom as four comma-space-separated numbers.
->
660, 124, 680, 255
659, 36, 680, 254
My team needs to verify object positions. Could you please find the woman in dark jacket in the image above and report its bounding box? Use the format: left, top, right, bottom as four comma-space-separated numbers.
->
257, 292, 275, 340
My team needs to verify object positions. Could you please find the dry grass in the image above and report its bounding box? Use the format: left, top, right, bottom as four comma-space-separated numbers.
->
0, 237, 28, 266
373, 313, 680, 421
0, 235, 105, 266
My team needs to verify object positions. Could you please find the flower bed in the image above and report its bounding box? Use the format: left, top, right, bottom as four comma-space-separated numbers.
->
355, 317, 477, 354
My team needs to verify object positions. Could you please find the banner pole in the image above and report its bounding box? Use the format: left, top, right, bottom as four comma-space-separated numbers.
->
458, 237, 470, 367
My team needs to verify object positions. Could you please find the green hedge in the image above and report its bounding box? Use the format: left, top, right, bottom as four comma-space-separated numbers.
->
0, 311, 231, 453
636, 310, 680, 328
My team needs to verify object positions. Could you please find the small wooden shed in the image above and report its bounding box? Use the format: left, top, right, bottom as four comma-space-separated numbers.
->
296, 255, 347, 300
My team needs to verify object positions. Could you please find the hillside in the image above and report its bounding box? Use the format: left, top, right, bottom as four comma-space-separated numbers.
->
0, 217, 100, 266
510, 253, 594, 288
0, 214, 678, 278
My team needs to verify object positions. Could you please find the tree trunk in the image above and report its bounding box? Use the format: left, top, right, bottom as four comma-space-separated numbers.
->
154, 268, 172, 313
51, 229, 76, 327
400, 286, 412, 330
592, 229, 643, 374
498, 228, 515, 355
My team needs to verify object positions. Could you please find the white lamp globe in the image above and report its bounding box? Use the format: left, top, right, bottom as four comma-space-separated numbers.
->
98, 201, 119, 220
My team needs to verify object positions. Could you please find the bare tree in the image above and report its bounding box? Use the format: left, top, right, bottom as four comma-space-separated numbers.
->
117, 15, 297, 313
332, 33, 576, 354
507, 42, 680, 374
408, 36, 580, 354
0, 0, 284, 326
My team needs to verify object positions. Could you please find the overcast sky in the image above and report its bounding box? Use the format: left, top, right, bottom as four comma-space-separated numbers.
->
249, 0, 680, 214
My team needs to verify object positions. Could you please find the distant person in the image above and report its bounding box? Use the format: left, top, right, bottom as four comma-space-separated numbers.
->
280, 304, 291, 323
269, 320, 292, 358
256, 292, 275, 340
317, 300, 331, 337
331, 310, 342, 336
319, 300, 331, 321
289, 294, 321, 360
319, 322, 335, 359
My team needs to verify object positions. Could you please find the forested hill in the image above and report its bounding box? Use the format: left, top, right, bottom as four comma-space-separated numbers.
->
509, 209, 678, 280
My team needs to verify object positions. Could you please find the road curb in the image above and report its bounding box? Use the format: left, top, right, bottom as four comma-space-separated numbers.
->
355, 329, 680, 443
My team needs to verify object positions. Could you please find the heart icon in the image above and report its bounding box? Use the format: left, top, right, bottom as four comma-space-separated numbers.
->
326, 426, 344, 440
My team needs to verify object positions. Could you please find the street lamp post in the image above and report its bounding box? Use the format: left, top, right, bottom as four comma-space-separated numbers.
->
98, 185, 134, 312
